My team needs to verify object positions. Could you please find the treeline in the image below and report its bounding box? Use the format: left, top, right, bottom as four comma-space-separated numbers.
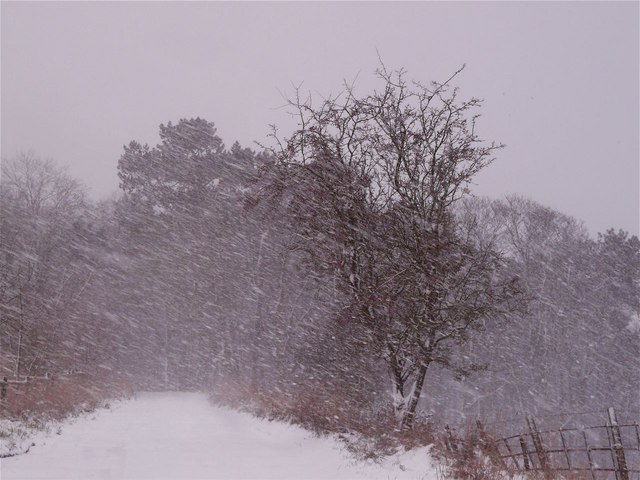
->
1, 69, 637, 432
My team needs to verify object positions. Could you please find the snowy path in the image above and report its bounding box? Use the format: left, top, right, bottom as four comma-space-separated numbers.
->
0, 392, 435, 480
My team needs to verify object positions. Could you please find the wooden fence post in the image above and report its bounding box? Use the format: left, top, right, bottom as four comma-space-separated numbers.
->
519, 435, 531, 471
526, 416, 551, 477
444, 424, 458, 453
607, 407, 629, 480
475, 421, 488, 457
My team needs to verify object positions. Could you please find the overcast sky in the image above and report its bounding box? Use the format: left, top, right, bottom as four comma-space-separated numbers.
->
1, 2, 638, 236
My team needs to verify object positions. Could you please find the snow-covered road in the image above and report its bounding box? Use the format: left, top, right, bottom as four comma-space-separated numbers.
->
0, 392, 435, 480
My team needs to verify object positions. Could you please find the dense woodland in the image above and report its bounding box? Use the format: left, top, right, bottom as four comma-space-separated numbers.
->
1, 70, 638, 435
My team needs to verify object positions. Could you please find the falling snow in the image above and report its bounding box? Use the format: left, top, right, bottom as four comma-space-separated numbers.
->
1, 70, 637, 479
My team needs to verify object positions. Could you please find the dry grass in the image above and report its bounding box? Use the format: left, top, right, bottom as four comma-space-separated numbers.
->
0, 373, 133, 457
210, 381, 436, 462
0, 373, 133, 420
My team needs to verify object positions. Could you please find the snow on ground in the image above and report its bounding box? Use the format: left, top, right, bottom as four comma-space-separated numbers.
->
0, 392, 437, 480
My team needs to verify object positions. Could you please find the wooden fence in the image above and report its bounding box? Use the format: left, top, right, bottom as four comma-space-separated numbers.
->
489, 408, 640, 479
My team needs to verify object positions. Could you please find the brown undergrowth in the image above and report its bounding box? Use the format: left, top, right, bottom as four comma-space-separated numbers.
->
211, 382, 582, 479
0, 373, 133, 420
210, 381, 436, 462
0, 373, 133, 457
429, 422, 518, 479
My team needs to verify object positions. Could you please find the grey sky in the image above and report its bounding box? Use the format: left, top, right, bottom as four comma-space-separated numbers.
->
1, 1, 638, 236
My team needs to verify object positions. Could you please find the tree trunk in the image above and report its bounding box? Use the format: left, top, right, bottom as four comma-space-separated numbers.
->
14, 292, 24, 378
400, 362, 430, 430
387, 345, 407, 423
388, 350, 406, 422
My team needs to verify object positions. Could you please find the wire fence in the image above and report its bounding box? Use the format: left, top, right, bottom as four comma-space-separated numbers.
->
491, 408, 639, 480
442, 407, 639, 479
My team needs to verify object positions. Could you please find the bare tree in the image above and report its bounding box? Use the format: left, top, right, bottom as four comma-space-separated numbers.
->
0, 152, 88, 375
1, 151, 85, 215
262, 66, 524, 429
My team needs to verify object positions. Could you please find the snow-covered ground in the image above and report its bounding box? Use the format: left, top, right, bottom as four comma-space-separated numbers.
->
0, 392, 437, 480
